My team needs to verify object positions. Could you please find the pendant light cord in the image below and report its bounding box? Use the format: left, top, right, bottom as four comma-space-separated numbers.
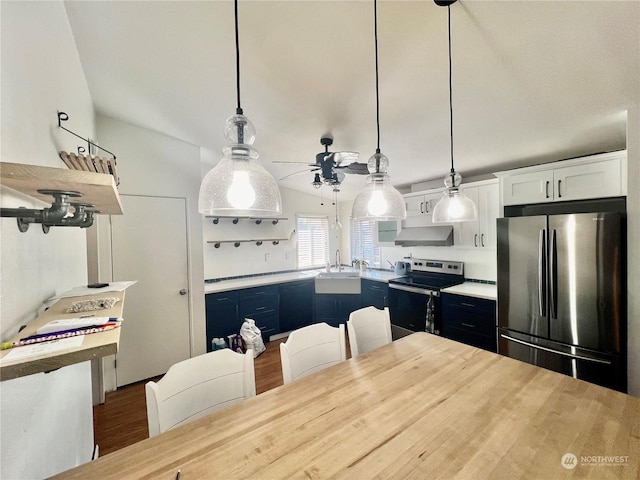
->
374, 0, 381, 155
447, 4, 454, 175
234, 0, 243, 115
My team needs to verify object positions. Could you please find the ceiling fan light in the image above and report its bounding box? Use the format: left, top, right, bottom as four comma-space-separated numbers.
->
351, 174, 406, 220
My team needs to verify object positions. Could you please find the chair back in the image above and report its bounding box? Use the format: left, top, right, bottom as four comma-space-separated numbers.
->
347, 306, 392, 357
145, 348, 255, 437
280, 322, 346, 384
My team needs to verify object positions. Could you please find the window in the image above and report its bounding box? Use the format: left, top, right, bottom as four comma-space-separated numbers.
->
297, 215, 329, 269
350, 219, 380, 268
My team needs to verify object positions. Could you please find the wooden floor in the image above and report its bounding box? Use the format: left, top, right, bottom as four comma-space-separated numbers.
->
94, 337, 350, 456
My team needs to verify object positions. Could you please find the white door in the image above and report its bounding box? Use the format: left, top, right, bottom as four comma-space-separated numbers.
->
111, 195, 191, 387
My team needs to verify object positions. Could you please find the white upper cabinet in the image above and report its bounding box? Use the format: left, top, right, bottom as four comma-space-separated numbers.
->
454, 180, 499, 249
498, 151, 627, 206
403, 189, 444, 227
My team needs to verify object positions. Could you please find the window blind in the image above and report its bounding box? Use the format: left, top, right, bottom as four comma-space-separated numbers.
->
297, 215, 329, 268
350, 220, 380, 267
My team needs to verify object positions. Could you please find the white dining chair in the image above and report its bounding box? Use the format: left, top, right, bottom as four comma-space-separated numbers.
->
145, 348, 255, 437
280, 322, 346, 384
347, 306, 392, 357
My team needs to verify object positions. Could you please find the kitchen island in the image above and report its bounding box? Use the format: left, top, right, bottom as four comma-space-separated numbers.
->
54, 333, 640, 479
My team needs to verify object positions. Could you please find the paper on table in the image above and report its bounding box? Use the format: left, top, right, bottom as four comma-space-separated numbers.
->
0, 337, 84, 363
37, 317, 119, 335
49, 281, 138, 300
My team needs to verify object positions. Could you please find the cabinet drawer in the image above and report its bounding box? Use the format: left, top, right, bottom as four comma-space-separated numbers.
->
247, 310, 279, 342
238, 285, 279, 300
443, 308, 495, 337
444, 326, 496, 352
206, 290, 239, 306
442, 294, 495, 315
239, 296, 279, 317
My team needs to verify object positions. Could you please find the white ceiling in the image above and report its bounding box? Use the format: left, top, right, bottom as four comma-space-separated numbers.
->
64, 0, 639, 200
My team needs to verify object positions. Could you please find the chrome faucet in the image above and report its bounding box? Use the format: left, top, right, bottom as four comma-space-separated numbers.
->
335, 249, 342, 272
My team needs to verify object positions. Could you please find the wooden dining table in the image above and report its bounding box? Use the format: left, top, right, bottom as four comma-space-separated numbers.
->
55, 332, 640, 479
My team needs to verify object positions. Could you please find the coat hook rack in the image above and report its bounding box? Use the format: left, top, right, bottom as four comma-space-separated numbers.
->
0, 189, 97, 233
57, 111, 116, 159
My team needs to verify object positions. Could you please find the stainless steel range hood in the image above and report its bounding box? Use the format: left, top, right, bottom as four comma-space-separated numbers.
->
394, 226, 454, 247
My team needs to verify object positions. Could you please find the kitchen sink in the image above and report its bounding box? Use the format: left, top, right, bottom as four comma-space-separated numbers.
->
315, 272, 361, 294
316, 271, 361, 279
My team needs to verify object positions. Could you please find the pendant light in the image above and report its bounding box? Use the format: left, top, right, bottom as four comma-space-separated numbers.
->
351, 0, 407, 221
198, 0, 282, 217
432, 0, 477, 223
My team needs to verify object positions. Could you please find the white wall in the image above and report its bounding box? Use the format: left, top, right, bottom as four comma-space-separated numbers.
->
95, 116, 206, 359
0, 1, 96, 476
202, 180, 342, 279
626, 106, 639, 396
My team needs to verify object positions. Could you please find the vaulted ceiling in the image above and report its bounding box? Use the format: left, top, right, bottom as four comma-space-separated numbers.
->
64, 0, 639, 199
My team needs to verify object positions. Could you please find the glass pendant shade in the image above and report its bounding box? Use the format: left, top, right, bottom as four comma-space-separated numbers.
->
432, 171, 477, 223
198, 114, 282, 217
351, 152, 407, 220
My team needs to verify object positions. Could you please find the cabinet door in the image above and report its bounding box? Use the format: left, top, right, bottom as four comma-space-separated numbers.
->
453, 186, 480, 247
205, 292, 240, 351
279, 281, 314, 333
338, 295, 363, 324
404, 194, 425, 217
553, 159, 622, 201
477, 183, 499, 248
361, 279, 388, 309
502, 170, 554, 205
315, 295, 338, 326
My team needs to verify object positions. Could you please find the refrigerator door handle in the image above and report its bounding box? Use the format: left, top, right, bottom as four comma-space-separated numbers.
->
550, 229, 558, 319
538, 229, 546, 316
500, 334, 612, 365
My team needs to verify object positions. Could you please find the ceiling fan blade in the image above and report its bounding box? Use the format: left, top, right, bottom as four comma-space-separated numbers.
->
279, 168, 318, 181
342, 162, 370, 175
332, 151, 360, 165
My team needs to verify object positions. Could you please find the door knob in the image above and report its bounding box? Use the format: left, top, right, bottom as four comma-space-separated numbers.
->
179, 289, 188, 295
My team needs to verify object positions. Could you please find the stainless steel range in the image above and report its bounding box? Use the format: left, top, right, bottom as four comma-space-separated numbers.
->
388, 259, 464, 339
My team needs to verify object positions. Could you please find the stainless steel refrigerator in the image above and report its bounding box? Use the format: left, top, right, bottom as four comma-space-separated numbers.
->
497, 212, 626, 392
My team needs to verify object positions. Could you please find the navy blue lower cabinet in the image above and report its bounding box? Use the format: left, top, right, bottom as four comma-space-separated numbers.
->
279, 280, 315, 333
238, 285, 279, 344
441, 292, 497, 352
315, 294, 361, 327
205, 291, 240, 352
361, 279, 388, 309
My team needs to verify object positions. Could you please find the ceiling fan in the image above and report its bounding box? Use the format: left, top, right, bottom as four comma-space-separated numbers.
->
278, 135, 368, 188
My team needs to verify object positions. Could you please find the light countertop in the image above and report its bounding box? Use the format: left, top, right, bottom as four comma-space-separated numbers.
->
441, 282, 497, 301
205, 269, 400, 294
56, 333, 640, 480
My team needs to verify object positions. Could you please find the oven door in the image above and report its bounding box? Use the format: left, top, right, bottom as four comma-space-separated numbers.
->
388, 283, 440, 339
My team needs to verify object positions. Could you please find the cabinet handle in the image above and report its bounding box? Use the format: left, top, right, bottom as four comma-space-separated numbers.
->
256, 306, 266, 311
545, 180, 550, 199
474, 234, 478, 247
461, 302, 475, 307
420, 201, 424, 214
557, 179, 562, 198
481, 233, 485, 247
461, 322, 476, 328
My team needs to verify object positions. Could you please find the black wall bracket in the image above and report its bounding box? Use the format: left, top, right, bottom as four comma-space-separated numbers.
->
0, 189, 97, 233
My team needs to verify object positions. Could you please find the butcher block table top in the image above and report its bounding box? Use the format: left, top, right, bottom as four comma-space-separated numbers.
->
55, 333, 640, 479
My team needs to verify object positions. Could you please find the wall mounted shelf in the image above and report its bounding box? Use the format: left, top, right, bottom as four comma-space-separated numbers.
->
1, 162, 123, 215
207, 237, 290, 248
205, 216, 288, 225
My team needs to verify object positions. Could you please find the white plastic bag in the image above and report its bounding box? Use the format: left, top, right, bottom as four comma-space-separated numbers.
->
240, 318, 266, 358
